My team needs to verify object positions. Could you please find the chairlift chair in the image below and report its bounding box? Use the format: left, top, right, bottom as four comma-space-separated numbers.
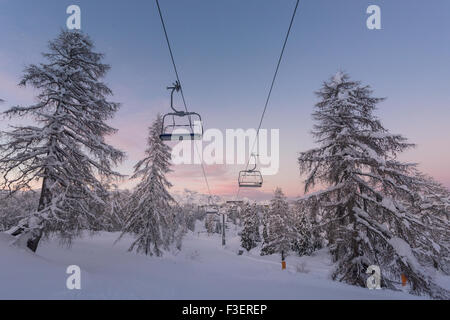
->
205, 205, 219, 215
225, 200, 244, 205
238, 154, 263, 188
160, 81, 203, 141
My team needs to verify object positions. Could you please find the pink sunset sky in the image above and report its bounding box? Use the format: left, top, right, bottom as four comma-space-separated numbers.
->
1, 0, 449, 201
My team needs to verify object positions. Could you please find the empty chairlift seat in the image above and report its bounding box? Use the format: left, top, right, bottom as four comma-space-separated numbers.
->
238, 170, 263, 187
238, 154, 263, 188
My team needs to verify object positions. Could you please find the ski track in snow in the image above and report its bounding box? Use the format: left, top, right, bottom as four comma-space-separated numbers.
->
0, 228, 430, 300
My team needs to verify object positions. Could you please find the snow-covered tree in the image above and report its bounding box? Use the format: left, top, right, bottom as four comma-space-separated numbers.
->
240, 203, 261, 251
98, 185, 129, 232
416, 175, 450, 223
118, 114, 177, 256
261, 206, 269, 245
0, 30, 124, 251
298, 71, 449, 298
261, 188, 292, 258
291, 197, 323, 256
205, 214, 216, 235
214, 218, 222, 234
227, 204, 240, 226
0, 191, 39, 232
180, 189, 201, 232
410, 175, 450, 275
179, 205, 195, 233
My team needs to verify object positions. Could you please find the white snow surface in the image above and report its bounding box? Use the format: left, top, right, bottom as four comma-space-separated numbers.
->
0, 224, 430, 300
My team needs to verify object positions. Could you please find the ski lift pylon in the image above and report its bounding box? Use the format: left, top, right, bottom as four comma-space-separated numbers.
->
160, 81, 203, 141
238, 154, 263, 188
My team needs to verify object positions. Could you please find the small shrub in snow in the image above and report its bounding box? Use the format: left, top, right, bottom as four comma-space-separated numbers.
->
295, 262, 310, 274
188, 250, 201, 261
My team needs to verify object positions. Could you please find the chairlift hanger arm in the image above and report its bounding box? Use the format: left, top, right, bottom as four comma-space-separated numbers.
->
248, 153, 258, 172
168, 80, 182, 113
249, 159, 257, 172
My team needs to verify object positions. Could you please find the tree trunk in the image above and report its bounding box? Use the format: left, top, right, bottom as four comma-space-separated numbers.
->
26, 230, 42, 252
25, 176, 52, 252
11, 176, 51, 252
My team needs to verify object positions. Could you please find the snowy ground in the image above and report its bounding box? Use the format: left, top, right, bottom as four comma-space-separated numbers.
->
0, 223, 432, 300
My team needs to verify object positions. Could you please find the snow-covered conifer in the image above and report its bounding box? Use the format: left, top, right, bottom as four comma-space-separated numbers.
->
241, 204, 261, 251
291, 197, 322, 256
298, 71, 449, 298
205, 214, 215, 235
181, 189, 201, 232
0, 191, 38, 232
99, 185, 129, 232
0, 30, 124, 251
410, 175, 450, 275
215, 219, 222, 234
261, 188, 292, 258
119, 115, 177, 256
261, 206, 269, 245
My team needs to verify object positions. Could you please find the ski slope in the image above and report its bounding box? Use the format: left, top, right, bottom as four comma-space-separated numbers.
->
0, 225, 426, 300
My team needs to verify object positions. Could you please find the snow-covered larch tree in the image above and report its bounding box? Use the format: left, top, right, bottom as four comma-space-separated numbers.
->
410, 175, 450, 275
240, 203, 261, 251
261, 188, 292, 259
118, 114, 177, 256
0, 30, 124, 252
205, 214, 216, 235
291, 197, 323, 256
261, 206, 270, 245
298, 71, 449, 298
181, 189, 200, 232
99, 184, 129, 232
0, 191, 38, 232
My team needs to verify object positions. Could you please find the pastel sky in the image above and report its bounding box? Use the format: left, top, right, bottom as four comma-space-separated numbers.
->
0, 0, 449, 200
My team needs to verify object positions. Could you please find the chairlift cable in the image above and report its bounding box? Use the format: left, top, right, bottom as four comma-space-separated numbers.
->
155, 0, 212, 197
155, 0, 189, 119
236, 0, 300, 199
